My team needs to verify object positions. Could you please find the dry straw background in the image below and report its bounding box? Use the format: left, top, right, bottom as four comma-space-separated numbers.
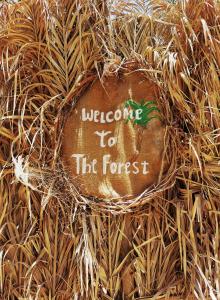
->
0, 0, 220, 299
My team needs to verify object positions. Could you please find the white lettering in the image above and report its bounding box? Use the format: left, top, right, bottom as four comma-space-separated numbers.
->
71, 154, 149, 175
81, 108, 94, 121
103, 154, 111, 174
94, 130, 111, 148
94, 131, 117, 148
71, 154, 97, 174
136, 109, 142, 120
141, 161, 149, 174
133, 161, 140, 174
106, 111, 114, 123
114, 109, 122, 121
94, 110, 100, 122
81, 107, 143, 123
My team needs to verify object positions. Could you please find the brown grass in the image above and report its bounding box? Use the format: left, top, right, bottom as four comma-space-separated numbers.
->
0, 0, 220, 299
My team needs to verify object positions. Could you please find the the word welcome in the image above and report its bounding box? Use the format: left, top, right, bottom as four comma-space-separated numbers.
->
81, 107, 142, 124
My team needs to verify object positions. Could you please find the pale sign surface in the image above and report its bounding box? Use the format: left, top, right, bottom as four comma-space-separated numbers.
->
61, 73, 165, 199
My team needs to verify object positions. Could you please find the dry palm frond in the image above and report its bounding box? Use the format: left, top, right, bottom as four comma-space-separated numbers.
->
0, 0, 219, 299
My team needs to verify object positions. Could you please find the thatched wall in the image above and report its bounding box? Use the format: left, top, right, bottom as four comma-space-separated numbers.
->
0, 0, 219, 299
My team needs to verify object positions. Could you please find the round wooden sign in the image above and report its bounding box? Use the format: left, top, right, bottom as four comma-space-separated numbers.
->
61, 72, 165, 200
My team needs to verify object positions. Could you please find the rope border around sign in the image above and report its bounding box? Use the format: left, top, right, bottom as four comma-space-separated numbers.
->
53, 62, 178, 214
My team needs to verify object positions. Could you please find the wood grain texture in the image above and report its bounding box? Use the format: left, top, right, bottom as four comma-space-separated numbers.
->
62, 72, 166, 199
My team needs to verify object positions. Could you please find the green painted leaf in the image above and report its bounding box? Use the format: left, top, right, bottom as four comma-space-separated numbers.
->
124, 98, 161, 128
